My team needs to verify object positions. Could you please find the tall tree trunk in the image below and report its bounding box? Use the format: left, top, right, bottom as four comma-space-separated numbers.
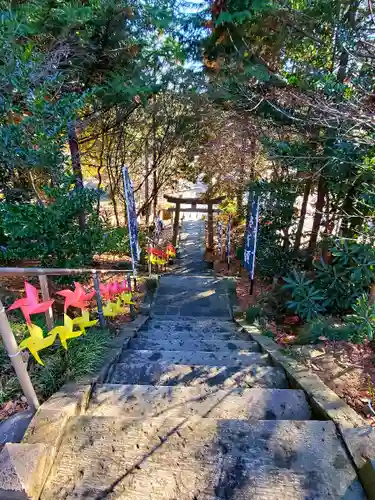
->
152, 95, 158, 219
236, 138, 245, 217
144, 138, 150, 227
107, 167, 120, 227
294, 178, 311, 251
153, 170, 158, 219
309, 175, 326, 252
67, 120, 85, 229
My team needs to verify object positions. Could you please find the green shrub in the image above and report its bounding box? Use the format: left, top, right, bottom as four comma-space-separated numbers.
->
296, 318, 353, 344
0, 181, 104, 268
314, 240, 375, 313
344, 294, 375, 343
282, 270, 327, 321
246, 305, 261, 324
102, 227, 130, 255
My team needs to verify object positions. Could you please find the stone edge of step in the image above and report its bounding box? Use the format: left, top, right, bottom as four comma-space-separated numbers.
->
87, 384, 312, 420
235, 317, 375, 500
118, 349, 270, 365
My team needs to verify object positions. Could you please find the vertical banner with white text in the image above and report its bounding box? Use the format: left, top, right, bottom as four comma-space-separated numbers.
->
244, 193, 260, 292
217, 221, 223, 258
122, 166, 140, 278
226, 216, 231, 268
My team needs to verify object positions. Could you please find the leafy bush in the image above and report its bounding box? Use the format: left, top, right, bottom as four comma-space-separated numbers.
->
344, 294, 375, 343
102, 226, 146, 256
314, 240, 375, 313
102, 227, 130, 255
0, 181, 104, 267
296, 318, 353, 344
246, 305, 261, 324
283, 270, 327, 321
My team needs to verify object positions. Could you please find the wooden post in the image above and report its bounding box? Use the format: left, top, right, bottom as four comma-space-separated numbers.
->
0, 300, 39, 412
172, 202, 180, 247
92, 271, 106, 329
38, 275, 54, 330
207, 203, 214, 248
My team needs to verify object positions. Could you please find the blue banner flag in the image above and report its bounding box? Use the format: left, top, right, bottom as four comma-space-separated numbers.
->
217, 221, 223, 256
122, 167, 140, 274
226, 217, 231, 258
244, 193, 260, 280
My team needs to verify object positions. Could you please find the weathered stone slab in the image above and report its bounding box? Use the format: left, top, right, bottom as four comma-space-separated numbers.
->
0, 443, 53, 499
130, 337, 259, 352
35, 384, 91, 417
109, 361, 288, 388
88, 384, 312, 420
41, 417, 365, 499
140, 317, 238, 333
119, 349, 269, 367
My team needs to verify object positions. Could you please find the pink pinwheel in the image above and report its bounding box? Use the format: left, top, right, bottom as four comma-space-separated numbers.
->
99, 283, 113, 301
110, 281, 120, 296
8, 282, 54, 324
57, 282, 95, 312
100, 280, 129, 301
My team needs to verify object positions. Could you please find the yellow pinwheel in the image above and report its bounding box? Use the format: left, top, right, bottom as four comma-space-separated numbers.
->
103, 298, 126, 317
72, 310, 98, 334
49, 314, 84, 349
147, 253, 159, 265
119, 291, 134, 306
19, 324, 57, 366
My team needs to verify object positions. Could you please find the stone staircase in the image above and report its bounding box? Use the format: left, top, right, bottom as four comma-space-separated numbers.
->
40, 273, 366, 499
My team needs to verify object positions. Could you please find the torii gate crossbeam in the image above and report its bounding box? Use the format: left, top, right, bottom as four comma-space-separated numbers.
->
164, 195, 224, 248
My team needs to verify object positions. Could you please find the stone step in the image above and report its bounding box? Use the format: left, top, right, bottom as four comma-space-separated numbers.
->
137, 328, 249, 342
140, 317, 239, 333
88, 384, 312, 420
157, 274, 228, 289
129, 337, 259, 352
41, 417, 365, 500
108, 362, 288, 388
119, 349, 269, 367
151, 307, 230, 318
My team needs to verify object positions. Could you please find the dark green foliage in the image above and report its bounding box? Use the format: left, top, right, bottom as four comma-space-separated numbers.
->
102, 227, 131, 255
344, 294, 375, 343
296, 318, 353, 345
102, 226, 146, 256
281, 240, 375, 332
314, 240, 375, 313
245, 305, 261, 324
262, 329, 275, 339
0, 181, 104, 267
235, 245, 244, 262
283, 270, 327, 321
249, 180, 300, 278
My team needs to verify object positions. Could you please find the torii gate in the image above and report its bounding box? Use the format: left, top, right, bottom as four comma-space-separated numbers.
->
165, 195, 224, 248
